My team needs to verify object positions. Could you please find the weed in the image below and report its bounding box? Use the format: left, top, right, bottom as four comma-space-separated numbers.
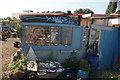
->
7, 54, 28, 71
62, 51, 79, 68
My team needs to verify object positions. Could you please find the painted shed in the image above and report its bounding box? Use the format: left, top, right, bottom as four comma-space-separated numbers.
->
20, 13, 85, 62
91, 24, 120, 69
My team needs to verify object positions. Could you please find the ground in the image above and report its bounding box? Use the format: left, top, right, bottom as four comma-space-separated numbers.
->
0, 38, 119, 79
0, 38, 20, 79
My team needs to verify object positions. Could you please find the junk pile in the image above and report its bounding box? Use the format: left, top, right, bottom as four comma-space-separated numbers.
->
6, 47, 89, 79
8, 69, 26, 79
26, 47, 89, 79
27, 61, 38, 71
63, 68, 88, 79
37, 61, 64, 75
27, 59, 64, 76
26, 47, 64, 78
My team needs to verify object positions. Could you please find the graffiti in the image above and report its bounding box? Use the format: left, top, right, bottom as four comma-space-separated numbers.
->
25, 16, 79, 25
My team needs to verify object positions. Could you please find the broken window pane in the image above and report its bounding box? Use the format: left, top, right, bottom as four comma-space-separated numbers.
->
25, 26, 73, 46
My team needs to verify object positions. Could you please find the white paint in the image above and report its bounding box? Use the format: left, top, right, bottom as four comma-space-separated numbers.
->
51, 32, 58, 42
82, 13, 92, 18
28, 47, 37, 61
52, 17, 63, 23
93, 19, 108, 27
93, 17, 120, 27
108, 18, 120, 26
118, 1, 120, 10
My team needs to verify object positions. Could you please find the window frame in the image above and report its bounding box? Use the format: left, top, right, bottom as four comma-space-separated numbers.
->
21, 22, 84, 50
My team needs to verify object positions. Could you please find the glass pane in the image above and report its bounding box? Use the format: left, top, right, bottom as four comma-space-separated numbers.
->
90, 29, 100, 45
25, 26, 73, 46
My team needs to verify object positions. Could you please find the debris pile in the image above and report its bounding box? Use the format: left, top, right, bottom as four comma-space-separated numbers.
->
9, 69, 26, 78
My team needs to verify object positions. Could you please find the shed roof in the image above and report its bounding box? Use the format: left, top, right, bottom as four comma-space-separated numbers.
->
19, 13, 108, 16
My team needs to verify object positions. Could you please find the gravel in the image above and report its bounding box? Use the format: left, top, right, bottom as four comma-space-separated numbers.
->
0, 38, 20, 79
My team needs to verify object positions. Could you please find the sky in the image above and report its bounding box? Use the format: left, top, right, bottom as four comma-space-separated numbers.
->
0, 0, 118, 18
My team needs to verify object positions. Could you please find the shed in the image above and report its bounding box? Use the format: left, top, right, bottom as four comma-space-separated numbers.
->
19, 13, 84, 62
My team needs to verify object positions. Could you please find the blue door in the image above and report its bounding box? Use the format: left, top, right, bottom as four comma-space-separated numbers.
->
92, 25, 119, 69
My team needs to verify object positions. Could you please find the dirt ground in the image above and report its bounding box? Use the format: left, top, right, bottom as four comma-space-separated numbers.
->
0, 38, 20, 78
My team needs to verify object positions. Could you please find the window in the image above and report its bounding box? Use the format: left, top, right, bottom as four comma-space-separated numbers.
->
25, 26, 73, 46
90, 28, 100, 45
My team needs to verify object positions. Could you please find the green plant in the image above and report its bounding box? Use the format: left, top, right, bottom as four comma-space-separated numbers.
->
15, 23, 21, 31
105, 1, 118, 14
7, 54, 28, 71
62, 51, 79, 68
101, 71, 118, 79
74, 8, 94, 14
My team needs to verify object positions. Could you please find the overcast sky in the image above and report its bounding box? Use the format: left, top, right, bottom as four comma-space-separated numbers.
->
0, 0, 119, 18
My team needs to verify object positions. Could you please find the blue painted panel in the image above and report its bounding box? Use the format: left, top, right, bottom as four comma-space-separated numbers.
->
22, 22, 81, 28
92, 24, 114, 31
21, 26, 25, 46
92, 25, 119, 69
99, 29, 119, 69
119, 30, 120, 54
72, 27, 84, 49
22, 45, 75, 50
